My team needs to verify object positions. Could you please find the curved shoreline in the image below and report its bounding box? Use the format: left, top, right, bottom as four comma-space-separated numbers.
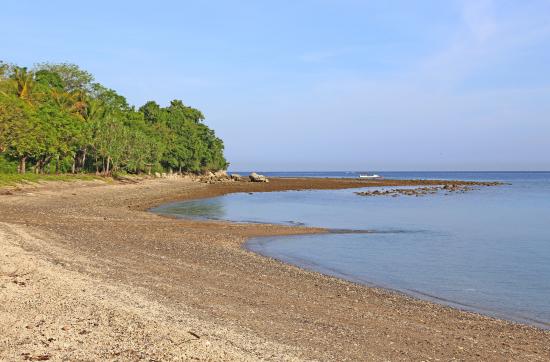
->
147, 177, 550, 330
246, 235, 550, 330
1, 177, 549, 361
151, 184, 549, 330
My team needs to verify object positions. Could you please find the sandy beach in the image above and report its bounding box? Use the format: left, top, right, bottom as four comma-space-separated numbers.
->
1, 177, 549, 361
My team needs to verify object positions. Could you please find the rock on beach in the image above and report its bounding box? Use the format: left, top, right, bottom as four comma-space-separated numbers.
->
249, 172, 269, 183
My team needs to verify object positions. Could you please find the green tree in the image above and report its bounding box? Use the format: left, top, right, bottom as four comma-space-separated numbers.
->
0, 61, 227, 176
34, 63, 93, 93
0, 94, 41, 173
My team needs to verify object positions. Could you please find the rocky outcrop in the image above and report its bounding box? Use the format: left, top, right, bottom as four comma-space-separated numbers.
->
214, 170, 228, 178
355, 182, 501, 197
150, 170, 247, 184
249, 172, 269, 183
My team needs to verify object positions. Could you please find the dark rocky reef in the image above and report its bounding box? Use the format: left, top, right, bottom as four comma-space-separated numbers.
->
355, 182, 502, 197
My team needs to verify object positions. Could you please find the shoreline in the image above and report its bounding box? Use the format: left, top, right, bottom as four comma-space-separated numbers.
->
1, 177, 549, 360
152, 176, 541, 328
246, 235, 550, 330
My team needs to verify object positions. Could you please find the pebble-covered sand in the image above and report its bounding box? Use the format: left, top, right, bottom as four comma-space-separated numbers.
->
1, 177, 549, 361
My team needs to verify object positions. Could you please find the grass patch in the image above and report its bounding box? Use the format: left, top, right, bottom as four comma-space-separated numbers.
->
0, 173, 101, 187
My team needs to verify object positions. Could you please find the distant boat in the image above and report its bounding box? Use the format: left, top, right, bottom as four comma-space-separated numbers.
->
359, 173, 382, 179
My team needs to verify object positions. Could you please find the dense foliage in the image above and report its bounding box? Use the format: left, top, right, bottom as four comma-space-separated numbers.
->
0, 61, 228, 175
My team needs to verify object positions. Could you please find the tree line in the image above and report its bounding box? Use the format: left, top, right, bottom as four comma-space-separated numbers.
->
0, 61, 228, 175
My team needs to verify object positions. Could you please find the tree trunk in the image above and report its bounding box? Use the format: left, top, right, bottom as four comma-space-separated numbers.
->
18, 156, 27, 174
41, 156, 52, 174
106, 157, 111, 175
74, 148, 87, 173
35, 160, 42, 174
55, 156, 60, 175
81, 149, 87, 171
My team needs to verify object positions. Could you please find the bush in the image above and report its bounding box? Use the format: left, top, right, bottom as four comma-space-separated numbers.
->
0, 154, 17, 173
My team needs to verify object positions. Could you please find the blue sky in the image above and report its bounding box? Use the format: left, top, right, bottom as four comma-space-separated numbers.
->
2, 1, 550, 170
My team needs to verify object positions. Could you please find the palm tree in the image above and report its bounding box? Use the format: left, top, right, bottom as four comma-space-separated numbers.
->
12, 67, 34, 101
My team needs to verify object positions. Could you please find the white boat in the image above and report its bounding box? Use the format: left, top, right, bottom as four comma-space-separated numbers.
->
359, 173, 382, 179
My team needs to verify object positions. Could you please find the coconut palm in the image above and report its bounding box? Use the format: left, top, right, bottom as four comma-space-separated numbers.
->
12, 67, 35, 101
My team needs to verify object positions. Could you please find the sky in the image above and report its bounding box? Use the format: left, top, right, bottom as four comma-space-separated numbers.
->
2, 0, 550, 171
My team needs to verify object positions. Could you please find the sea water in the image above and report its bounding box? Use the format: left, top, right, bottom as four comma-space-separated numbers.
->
151, 172, 550, 328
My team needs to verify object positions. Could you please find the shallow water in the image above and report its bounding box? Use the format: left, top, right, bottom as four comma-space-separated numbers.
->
151, 172, 550, 328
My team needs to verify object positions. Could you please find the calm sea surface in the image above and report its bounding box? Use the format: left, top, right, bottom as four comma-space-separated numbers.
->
151, 172, 550, 328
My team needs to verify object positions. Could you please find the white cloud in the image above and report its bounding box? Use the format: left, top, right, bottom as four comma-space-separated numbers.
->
389, 0, 550, 91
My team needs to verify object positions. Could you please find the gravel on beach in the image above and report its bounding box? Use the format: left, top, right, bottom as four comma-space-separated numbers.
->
1, 177, 548, 361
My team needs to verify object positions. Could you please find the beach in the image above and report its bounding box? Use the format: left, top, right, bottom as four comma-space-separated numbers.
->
1, 177, 549, 361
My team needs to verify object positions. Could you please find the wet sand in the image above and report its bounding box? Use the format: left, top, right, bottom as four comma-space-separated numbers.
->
0, 177, 549, 361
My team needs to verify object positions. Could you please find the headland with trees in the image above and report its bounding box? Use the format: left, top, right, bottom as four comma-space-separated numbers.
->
0, 61, 227, 179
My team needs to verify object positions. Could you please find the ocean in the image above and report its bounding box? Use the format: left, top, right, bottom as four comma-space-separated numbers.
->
151, 171, 550, 328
